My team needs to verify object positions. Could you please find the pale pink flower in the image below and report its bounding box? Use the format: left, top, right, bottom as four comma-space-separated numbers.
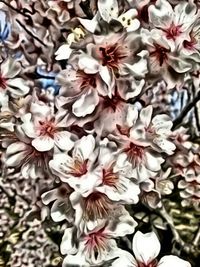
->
111, 231, 191, 267
21, 102, 76, 152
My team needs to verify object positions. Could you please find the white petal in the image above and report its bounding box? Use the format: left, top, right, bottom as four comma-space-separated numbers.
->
73, 135, 95, 160
32, 135, 54, 151
118, 9, 140, 32
55, 44, 72, 60
72, 89, 99, 117
1, 58, 21, 78
54, 131, 74, 150
98, 0, 118, 22
60, 227, 78, 255
111, 251, 136, 267
158, 255, 191, 267
51, 199, 68, 222
99, 66, 114, 93
41, 189, 58, 205
6, 78, 29, 96
78, 13, 99, 33
144, 151, 164, 172
140, 105, 153, 128
132, 231, 161, 265
78, 54, 99, 74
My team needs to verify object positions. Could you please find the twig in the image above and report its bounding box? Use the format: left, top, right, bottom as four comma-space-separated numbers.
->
172, 90, 200, 130
193, 226, 200, 247
16, 19, 47, 47
159, 205, 185, 246
0, 0, 29, 18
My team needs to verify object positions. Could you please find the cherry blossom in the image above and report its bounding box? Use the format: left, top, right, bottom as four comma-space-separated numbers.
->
111, 231, 191, 267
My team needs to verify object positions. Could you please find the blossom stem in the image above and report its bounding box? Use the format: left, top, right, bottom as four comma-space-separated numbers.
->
159, 205, 185, 246
172, 90, 200, 130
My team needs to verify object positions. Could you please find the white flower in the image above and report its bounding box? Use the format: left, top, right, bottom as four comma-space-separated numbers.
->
111, 231, 191, 267
56, 64, 108, 117
0, 57, 29, 97
41, 184, 74, 223
94, 143, 140, 204
148, 0, 199, 51
78, 32, 148, 92
21, 102, 76, 152
49, 135, 98, 194
129, 105, 176, 155
61, 206, 137, 266
97, 0, 140, 32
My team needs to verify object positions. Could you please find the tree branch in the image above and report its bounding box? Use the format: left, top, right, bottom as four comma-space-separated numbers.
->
172, 90, 200, 130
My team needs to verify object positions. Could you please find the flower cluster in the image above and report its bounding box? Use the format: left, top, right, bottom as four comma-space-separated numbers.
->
0, 0, 199, 266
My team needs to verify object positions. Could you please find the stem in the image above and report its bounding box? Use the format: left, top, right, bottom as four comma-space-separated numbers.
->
159, 205, 185, 246
16, 19, 47, 47
193, 226, 200, 247
172, 90, 200, 130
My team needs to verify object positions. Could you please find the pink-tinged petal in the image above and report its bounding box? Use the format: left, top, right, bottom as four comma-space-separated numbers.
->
72, 89, 99, 117
78, 54, 99, 74
132, 231, 161, 265
54, 131, 74, 150
158, 255, 191, 267
98, 0, 118, 22
60, 227, 78, 255
55, 44, 72, 60
32, 135, 54, 151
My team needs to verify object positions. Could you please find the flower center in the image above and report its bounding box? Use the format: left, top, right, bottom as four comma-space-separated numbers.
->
102, 90, 124, 112
165, 23, 182, 40
67, 158, 88, 177
76, 70, 97, 89
98, 45, 128, 74
83, 192, 113, 221
150, 44, 169, 66
124, 142, 144, 165
102, 168, 118, 187
138, 259, 158, 267
85, 228, 108, 251
0, 74, 7, 89
38, 120, 56, 137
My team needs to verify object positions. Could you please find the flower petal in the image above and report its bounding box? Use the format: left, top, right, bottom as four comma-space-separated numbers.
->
132, 231, 161, 265
158, 255, 191, 267
32, 135, 54, 151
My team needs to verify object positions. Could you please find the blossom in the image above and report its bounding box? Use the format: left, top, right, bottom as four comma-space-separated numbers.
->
0, 57, 29, 97
56, 63, 108, 117
49, 135, 98, 193
61, 206, 137, 265
111, 231, 191, 267
21, 101, 76, 151
148, 0, 199, 51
